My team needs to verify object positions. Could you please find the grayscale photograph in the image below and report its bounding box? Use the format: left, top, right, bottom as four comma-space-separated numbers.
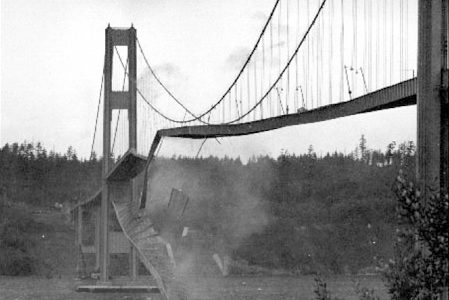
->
0, 0, 448, 299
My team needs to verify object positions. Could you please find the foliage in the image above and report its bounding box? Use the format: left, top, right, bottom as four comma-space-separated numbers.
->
146, 136, 416, 274
0, 142, 101, 207
0, 138, 416, 275
384, 173, 449, 299
0, 142, 101, 276
0, 199, 36, 275
0, 247, 35, 276
312, 275, 380, 300
354, 281, 380, 300
312, 275, 341, 300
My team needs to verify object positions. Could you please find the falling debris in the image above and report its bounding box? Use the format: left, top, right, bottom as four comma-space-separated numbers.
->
182, 227, 189, 238
297, 107, 308, 113
212, 253, 224, 274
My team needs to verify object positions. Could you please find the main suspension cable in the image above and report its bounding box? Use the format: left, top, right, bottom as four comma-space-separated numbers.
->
136, 0, 282, 124
221, 0, 328, 124
113, 48, 206, 124
125, 0, 326, 126
111, 48, 129, 155
90, 64, 105, 160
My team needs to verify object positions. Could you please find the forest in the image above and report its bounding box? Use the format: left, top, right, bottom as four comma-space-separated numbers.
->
0, 136, 415, 275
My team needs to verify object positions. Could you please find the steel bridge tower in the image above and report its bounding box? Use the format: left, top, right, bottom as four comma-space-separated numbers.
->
417, 0, 449, 193
100, 25, 138, 283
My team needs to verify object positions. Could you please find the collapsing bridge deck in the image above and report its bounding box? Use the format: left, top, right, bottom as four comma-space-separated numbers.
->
107, 78, 416, 182
84, 78, 417, 299
158, 78, 416, 139
111, 200, 174, 299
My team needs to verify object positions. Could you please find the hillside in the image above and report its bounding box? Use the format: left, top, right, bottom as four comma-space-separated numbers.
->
0, 138, 415, 276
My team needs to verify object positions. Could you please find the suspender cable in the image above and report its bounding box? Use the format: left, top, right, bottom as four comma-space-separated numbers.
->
306, 0, 310, 108
90, 70, 104, 160
247, 66, 250, 122
223, 0, 328, 124
111, 48, 129, 155
368, 0, 372, 91
115, 44, 205, 124
340, 0, 344, 102
376, 1, 380, 89
278, 0, 282, 115
318, 7, 323, 107
261, 35, 265, 118
234, 85, 240, 119
139, 0, 328, 210
328, 0, 333, 104
286, 0, 290, 114
276, 87, 285, 114
295, 0, 299, 111
195, 138, 208, 159
253, 51, 258, 120
239, 77, 243, 117
269, 20, 274, 117
352, 0, 356, 96
315, 13, 319, 107
399, 0, 402, 80
404, 0, 408, 78
390, 0, 393, 84
138, 0, 327, 128
383, 0, 387, 86
363, 0, 367, 88
136, 0, 282, 124
229, 92, 232, 122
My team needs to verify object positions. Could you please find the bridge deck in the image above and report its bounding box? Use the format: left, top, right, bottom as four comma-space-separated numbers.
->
111, 200, 174, 299
107, 149, 147, 182
77, 79, 417, 299
104, 78, 416, 183
159, 78, 416, 139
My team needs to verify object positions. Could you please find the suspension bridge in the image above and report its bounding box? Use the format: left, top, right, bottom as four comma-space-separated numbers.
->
71, 0, 449, 298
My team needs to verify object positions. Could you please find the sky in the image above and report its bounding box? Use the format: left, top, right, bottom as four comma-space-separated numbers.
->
1, 0, 417, 160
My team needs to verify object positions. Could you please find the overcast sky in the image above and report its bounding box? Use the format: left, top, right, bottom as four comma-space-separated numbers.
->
1, 0, 417, 160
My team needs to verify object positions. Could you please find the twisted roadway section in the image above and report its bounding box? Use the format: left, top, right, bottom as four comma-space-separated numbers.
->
138, 77, 416, 208
111, 199, 173, 299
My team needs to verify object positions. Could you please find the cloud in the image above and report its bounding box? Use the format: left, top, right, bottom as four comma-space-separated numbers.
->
137, 62, 183, 93
271, 40, 286, 50
252, 11, 268, 22
154, 63, 181, 77
138, 62, 183, 82
225, 47, 250, 70
135, 63, 180, 108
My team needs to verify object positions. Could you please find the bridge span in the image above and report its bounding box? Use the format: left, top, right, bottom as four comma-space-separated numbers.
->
103, 77, 417, 184
159, 78, 417, 139
72, 0, 449, 297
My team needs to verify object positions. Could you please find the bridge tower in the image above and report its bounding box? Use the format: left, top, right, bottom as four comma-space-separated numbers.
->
100, 25, 138, 283
417, 0, 449, 193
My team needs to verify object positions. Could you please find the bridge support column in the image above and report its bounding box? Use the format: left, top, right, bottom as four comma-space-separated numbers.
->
129, 179, 138, 280
76, 206, 83, 247
100, 25, 138, 284
417, 3, 449, 296
417, 0, 449, 193
129, 245, 138, 280
95, 206, 101, 271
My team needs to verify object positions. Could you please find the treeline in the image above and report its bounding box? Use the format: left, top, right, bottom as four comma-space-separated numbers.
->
0, 137, 415, 274
146, 136, 416, 275
0, 142, 101, 275
0, 142, 101, 207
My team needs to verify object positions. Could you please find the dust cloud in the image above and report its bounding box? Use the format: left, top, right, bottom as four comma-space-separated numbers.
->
142, 153, 274, 282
